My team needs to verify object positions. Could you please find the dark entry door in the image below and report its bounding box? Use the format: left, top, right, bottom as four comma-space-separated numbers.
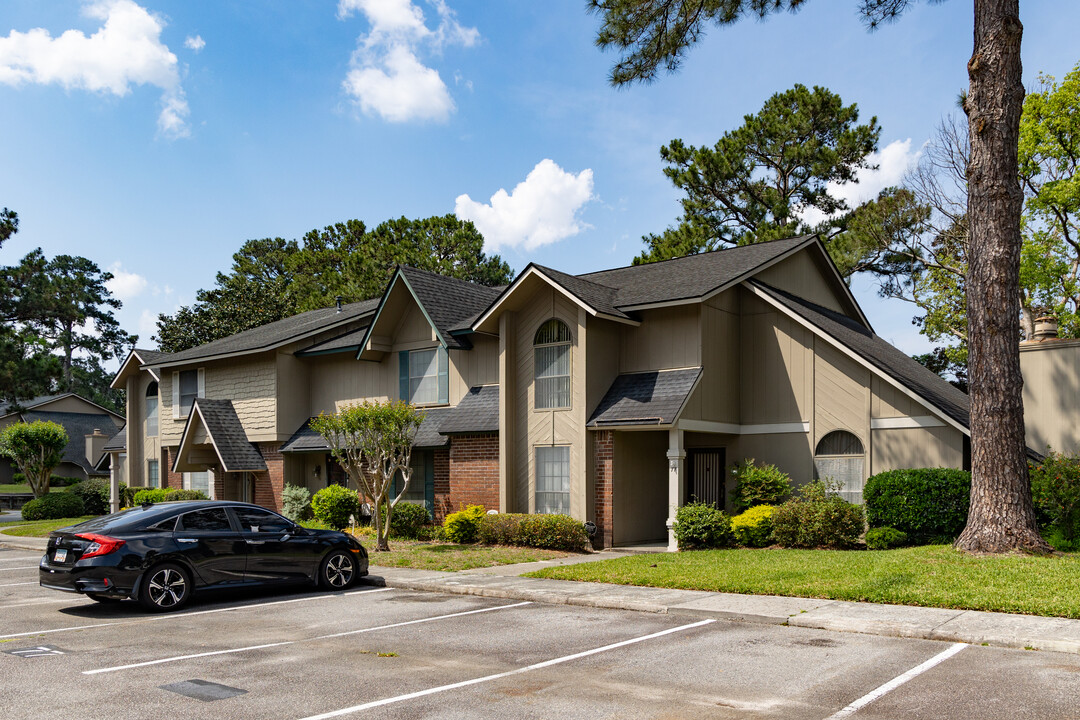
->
688, 449, 726, 508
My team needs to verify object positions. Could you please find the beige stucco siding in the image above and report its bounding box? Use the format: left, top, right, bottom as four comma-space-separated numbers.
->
613, 431, 668, 544
511, 285, 587, 518
753, 250, 846, 314
738, 293, 813, 425
1021, 341, 1080, 453
871, 426, 964, 472
619, 305, 700, 373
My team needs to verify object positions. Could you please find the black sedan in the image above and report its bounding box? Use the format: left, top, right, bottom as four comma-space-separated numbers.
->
39, 500, 368, 612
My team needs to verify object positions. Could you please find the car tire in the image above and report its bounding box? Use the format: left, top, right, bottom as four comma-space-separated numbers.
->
86, 593, 123, 603
319, 549, 357, 590
139, 562, 192, 612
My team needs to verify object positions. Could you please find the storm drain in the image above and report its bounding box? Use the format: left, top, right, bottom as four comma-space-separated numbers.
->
4, 645, 65, 658
159, 679, 247, 702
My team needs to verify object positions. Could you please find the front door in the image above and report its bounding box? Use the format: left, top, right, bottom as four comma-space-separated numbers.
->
687, 449, 725, 508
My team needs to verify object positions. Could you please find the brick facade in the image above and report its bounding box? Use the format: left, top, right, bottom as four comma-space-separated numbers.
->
448, 434, 499, 512
593, 430, 614, 549
163, 447, 182, 490
253, 443, 284, 511
433, 448, 451, 521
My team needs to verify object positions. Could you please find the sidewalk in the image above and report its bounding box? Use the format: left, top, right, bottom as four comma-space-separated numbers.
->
5, 527, 1079, 655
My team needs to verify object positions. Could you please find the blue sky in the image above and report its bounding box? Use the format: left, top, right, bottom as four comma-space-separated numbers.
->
1, 0, 1078, 363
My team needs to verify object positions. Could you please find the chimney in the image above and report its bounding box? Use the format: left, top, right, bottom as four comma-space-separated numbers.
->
1034, 316, 1059, 341
85, 428, 109, 467
336, 296, 343, 313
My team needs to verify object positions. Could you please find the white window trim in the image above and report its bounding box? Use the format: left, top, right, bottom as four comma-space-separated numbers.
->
172, 368, 205, 420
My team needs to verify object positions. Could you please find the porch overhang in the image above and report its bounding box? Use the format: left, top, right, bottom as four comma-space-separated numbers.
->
587, 367, 703, 430
172, 398, 267, 473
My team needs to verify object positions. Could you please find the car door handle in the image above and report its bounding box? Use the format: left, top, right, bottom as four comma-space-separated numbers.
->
177, 538, 198, 543
246, 540, 265, 545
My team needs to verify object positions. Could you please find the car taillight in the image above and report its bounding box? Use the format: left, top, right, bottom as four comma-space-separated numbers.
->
76, 534, 126, 559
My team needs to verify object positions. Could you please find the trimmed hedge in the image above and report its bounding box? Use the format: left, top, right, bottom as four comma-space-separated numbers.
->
387, 502, 432, 540
311, 484, 361, 530
672, 502, 733, 550
865, 526, 909, 550
731, 505, 775, 547
771, 481, 864, 549
131, 487, 209, 505
476, 513, 589, 551
21, 492, 85, 520
443, 505, 486, 543
864, 468, 970, 541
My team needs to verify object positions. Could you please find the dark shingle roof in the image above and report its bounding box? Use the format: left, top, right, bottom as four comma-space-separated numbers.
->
398, 267, 505, 346
190, 399, 267, 472
530, 265, 629, 319
588, 368, 703, 427
103, 424, 127, 452
134, 348, 170, 367
22, 411, 118, 475
751, 281, 971, 430
438, 386, 499, 434
576, 235, 813, 309
149, 299, 380, 367
296, 324, 372, 356
280, 407, 452, 454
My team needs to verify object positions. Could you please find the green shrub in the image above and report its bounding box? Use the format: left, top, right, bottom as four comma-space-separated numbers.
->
771, 480, 865, 549
475, 513, 589, 551
168, 489, 208, 501
47, 475, 82, 487
387, 502, 432, 540
731, 504, 775, 547
865, 526, 909, 550
132, 487, 208, 505
298, 518, 333, 531
311, 484, 361, 530
70, 478, 110, 515
133, 487, 168, 505
281, 484, 311, 522
443, 504, 486, 543
672, 502, 733, 550
1030, 451, 1080, 542
21, 492, 85, 520
863, 468, 970, 541
731, 458, 792, 512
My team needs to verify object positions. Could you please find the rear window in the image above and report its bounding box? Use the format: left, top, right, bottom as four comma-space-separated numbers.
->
69, 506, 170, 534
178, 509, 233, 532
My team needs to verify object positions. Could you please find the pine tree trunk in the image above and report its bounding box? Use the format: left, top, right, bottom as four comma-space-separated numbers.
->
955, 0, 1049, 554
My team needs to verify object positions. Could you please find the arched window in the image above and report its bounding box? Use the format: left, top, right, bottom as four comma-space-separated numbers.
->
814, 430, 864, 504
534, 319, 571, 409
145, 381, 159, 437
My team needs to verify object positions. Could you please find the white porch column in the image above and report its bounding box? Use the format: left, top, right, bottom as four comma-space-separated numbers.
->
666, 427, 686, 552
109, 460, 120, 513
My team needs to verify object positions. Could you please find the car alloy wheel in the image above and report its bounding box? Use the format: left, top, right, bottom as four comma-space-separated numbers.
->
320, 550, 356, 589
140, 563, 190, 612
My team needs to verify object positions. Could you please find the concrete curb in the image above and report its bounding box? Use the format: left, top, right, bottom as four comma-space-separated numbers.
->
0, 530, 47, 553
362, 568, 1080, 655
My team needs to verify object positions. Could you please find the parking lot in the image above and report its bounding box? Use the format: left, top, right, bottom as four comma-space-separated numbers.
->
2, 547, 1079, 719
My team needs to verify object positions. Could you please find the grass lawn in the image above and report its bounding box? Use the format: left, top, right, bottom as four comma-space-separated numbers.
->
0, 516, 96, 537
0, 484, 64, 494
525, 545, 1080, 619
361, 538, 570, 572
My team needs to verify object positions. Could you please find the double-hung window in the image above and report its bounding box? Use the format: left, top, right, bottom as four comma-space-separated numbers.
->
399, 347, 448, 405
145, 381, 158, 437
147, 460, 160, 489
185, 471, 210, 497
536, 446, 570, 515
172, 368, 203, 419
534, 319, 571, 409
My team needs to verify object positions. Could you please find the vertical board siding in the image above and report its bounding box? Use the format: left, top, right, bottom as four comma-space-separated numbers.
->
619, 305, 701, 373
612, 431, 668, 544
738, 293, 812, 425
307, 354, 392, 416
753, 250, 846, 314
871, 376, 920, 418
871, 426, 964, 471
813, 339, 870, 485
1021, 344, 1080, 453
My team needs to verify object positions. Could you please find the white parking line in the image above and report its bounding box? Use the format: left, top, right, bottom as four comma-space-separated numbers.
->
297, 619, 717, 720
823, 642, 967, 720
0, 581, 37, 587
0, 566, 38, 571
0, 556, 42, 563
0, 586, 395, 640
83, 600, 532, 674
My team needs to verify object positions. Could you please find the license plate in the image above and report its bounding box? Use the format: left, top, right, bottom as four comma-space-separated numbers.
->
53, 549, 67, 563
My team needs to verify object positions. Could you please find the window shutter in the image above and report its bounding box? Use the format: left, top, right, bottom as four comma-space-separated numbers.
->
172, 371, 180, 419
437, 345, 448, 405
399, 351, 410, 402
197, 368, 205, 397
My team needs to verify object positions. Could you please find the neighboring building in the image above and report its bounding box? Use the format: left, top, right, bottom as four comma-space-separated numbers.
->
1021, 317, 1080, 455
0, 393, 125, 483
109, 235, 972, 549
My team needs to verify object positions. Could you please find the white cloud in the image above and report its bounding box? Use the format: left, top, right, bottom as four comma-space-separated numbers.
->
800, 138, 922, 227
138, 308, 158, 339
0, 0, 190, 138
339, 0, 477, 123
104, 262, 148, 300
184, 34, 205, 52
455, 159, 595, 252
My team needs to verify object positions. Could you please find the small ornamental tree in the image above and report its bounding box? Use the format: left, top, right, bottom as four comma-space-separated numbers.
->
310, 401, 423, 551
0, 420, 68, 498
